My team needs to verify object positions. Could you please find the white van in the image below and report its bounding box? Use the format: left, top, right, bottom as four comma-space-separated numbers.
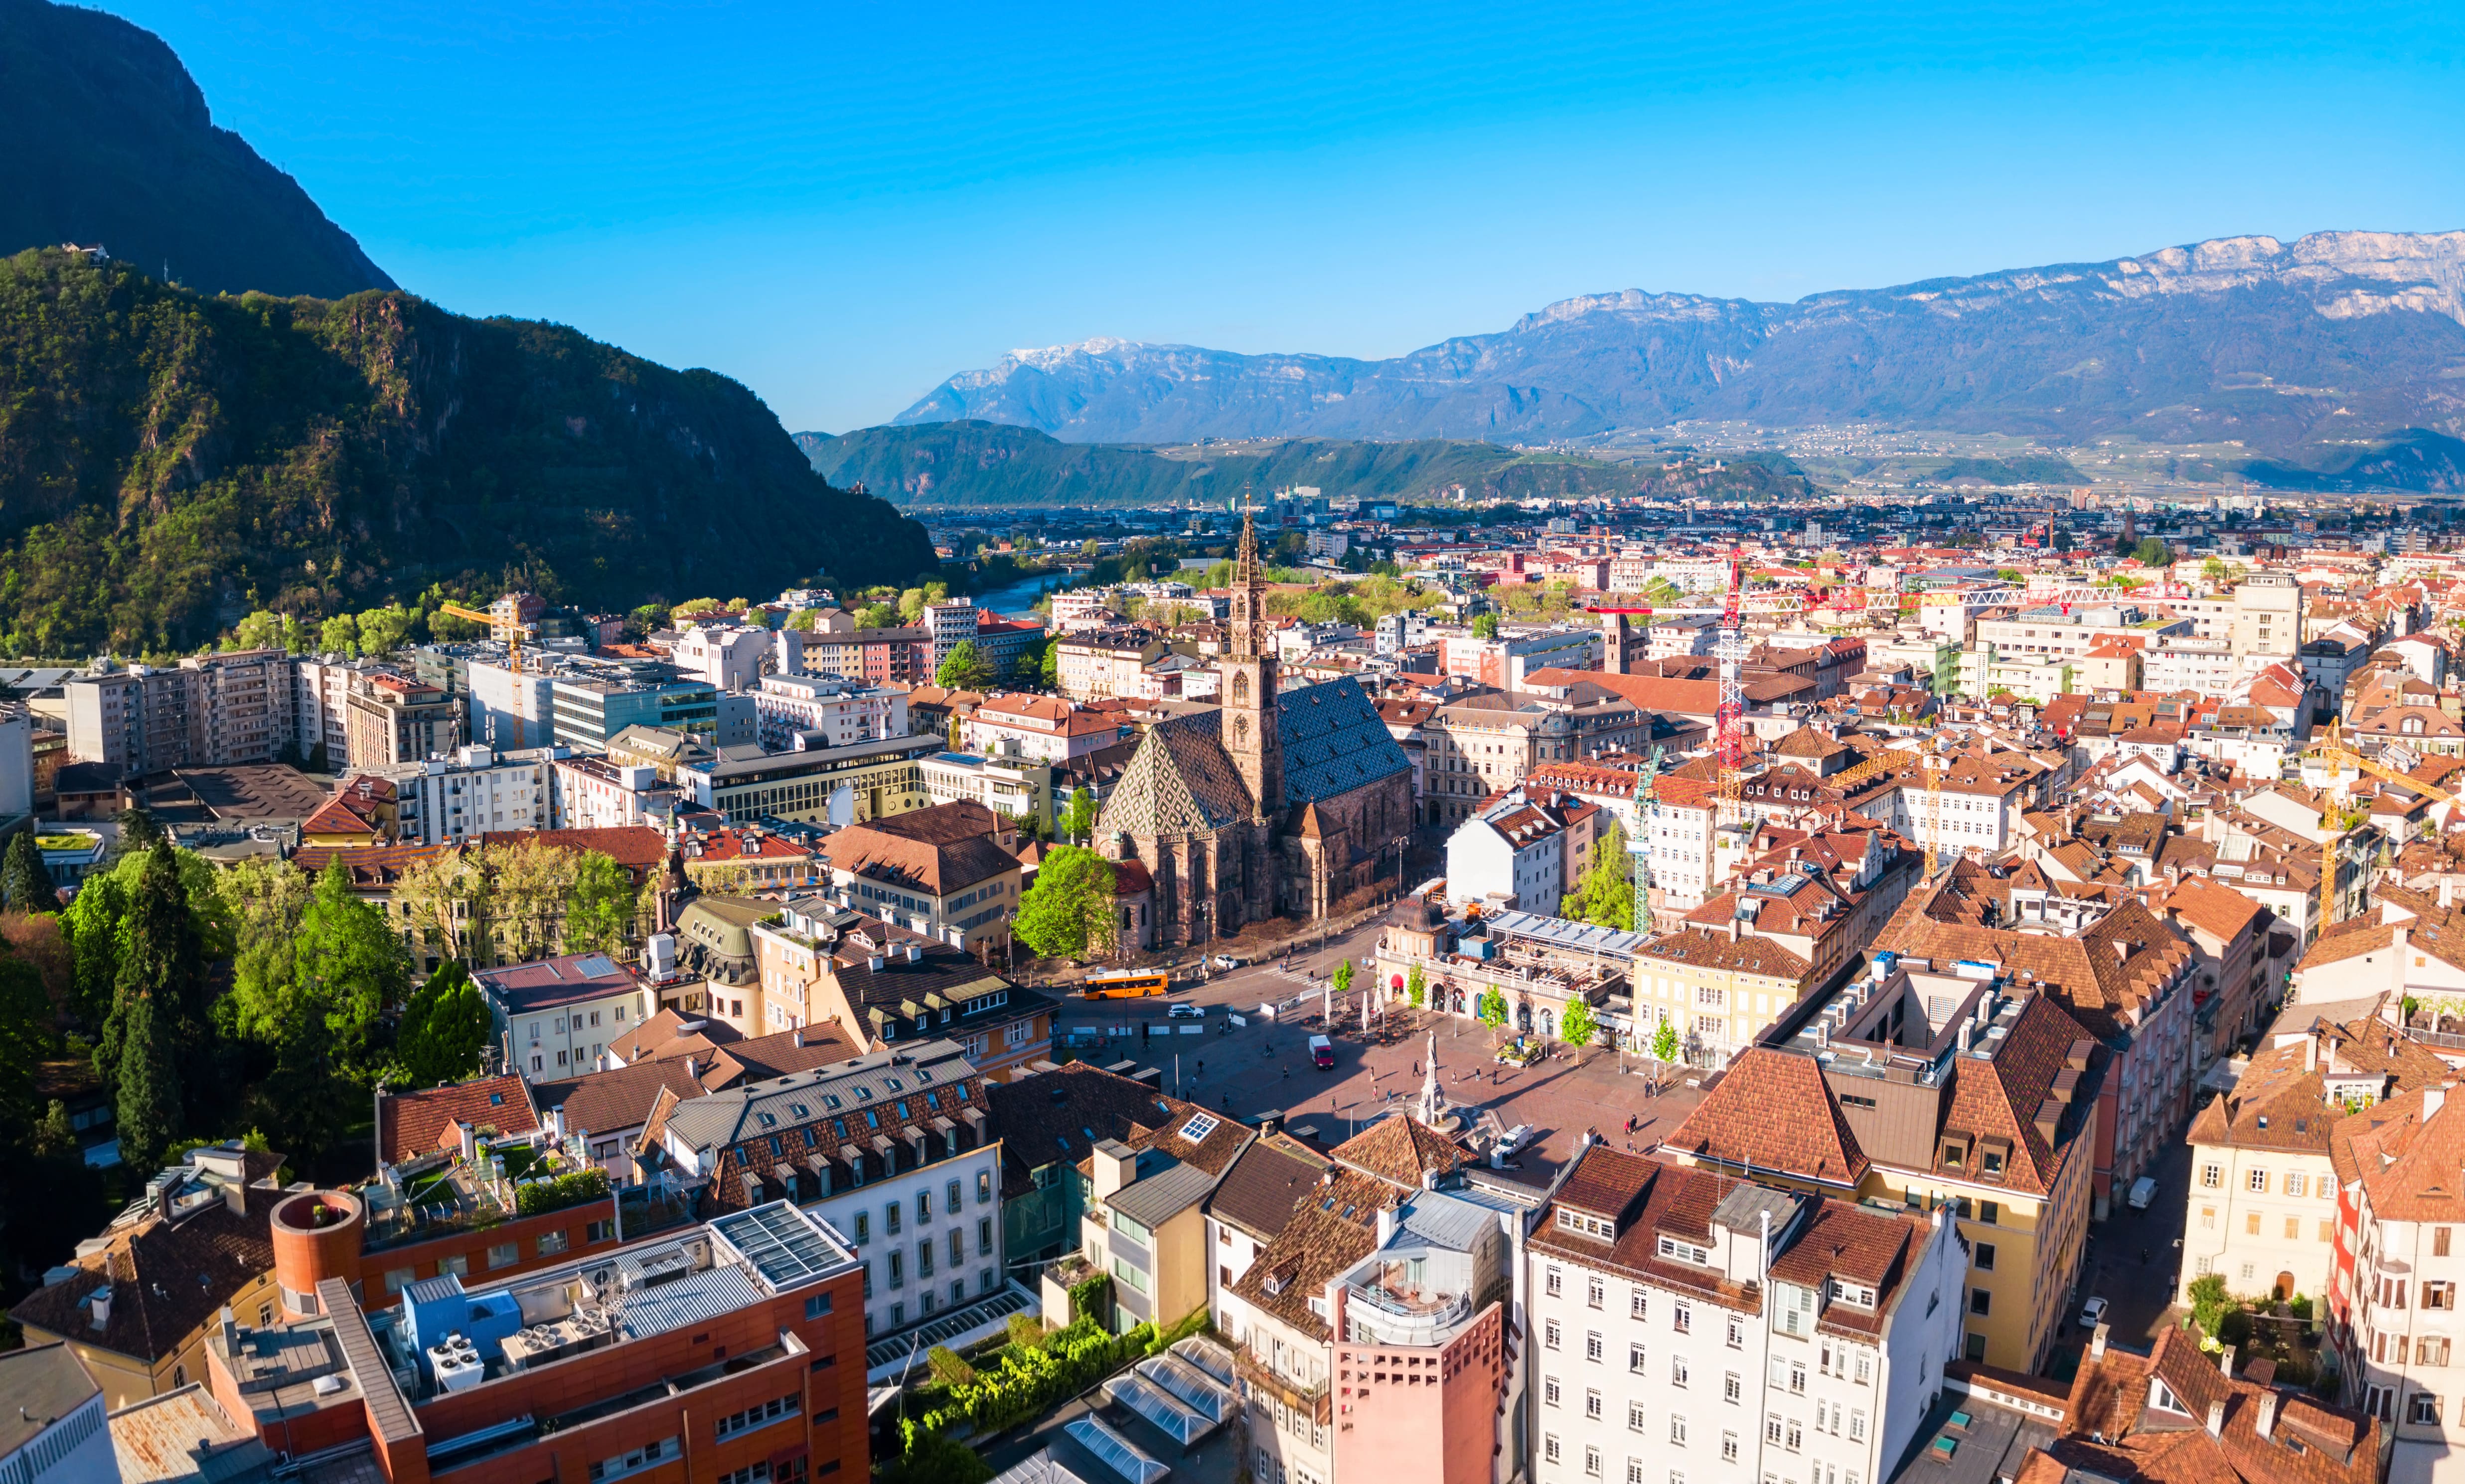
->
2127, 1176, 2157, 1210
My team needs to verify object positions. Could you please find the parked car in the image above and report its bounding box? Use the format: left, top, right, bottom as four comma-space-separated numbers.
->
1167, 1003, 1206, 1020
2077, 1296, 2109, 1331
1210, 954, 1243, 970
1495, 1125, 1536, 1156
1309, 1034, 1335, 1069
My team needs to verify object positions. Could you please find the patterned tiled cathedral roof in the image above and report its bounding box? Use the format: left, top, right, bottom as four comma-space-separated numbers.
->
1276, 677, 1411, 806
1098, 678, 1411, 839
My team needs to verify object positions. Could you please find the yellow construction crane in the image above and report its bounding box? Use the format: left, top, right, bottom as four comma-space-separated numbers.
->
437, 600, 527, 749
2303, 718, 2459, 935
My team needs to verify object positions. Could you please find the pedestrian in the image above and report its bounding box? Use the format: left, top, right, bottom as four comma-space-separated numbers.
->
1283, 1064, 1290, 1079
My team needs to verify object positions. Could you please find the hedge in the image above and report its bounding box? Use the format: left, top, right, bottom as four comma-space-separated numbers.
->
513, 1168, 610, 1218
904, 1316, 1156, 1447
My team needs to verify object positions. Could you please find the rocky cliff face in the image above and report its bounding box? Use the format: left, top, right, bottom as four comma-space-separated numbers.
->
900, 232, 2465, 453
0, 0, 395, 298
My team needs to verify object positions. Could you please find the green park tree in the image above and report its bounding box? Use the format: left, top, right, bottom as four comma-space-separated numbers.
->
1405, 962, 1426, 1009
4, 830, 55, 912
98, 843, 207, 1168
1471, 612, 1500, 640
396, 962, 491, 1088
2133, 536, 2174, 568
1014, 847, 1118, 962
1560, 824, 1634, 929
1062, 786, 1098, 844
1476, 986, 1509, 1029
565, 851, 635, 956
1332, 959, 1354, 997
1651, 1020, 1680, 1063
1559, 996, 1597, 1047
935, 641, 995, 691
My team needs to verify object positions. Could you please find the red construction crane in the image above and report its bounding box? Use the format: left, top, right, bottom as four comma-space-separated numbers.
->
1715, 548, 1746, 826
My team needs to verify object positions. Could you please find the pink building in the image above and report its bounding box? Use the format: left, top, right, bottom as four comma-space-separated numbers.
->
1329, 1197, 1520, 1484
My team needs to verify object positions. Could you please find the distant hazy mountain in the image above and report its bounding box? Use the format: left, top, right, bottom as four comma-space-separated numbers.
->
900, 232, 2465, 457
0, 0, 394, 298
795, 421, 1814, 508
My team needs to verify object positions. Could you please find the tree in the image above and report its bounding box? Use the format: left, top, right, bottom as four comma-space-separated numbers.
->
1039, 640, 1061, 689
2133, 536, 2173, 568
1471, 612, 1500, 640
3, 830, 54, 912
1405, 962, 1425, 1009
935, 641, 995, 691
898, 588, 929, 623
856, 602, 897, 629
1062, 786, 1097, 844
884, 1430, 994, 1484
566, 852, 635, 956
111, 805, 164, 861
354, 603, 417, 655
1332, 959, 1354, 997
396, 962, 491, 1087
1011, 635, 1051, 686
1561, 824, 1634, 929
101, 843, 206, 1167
318, 613, 360, 656
1476, 986, 1509, 1029
1014, 847, 1117, 961
1650, 1020, 1680, 1063
1559, 996, 1597, 1047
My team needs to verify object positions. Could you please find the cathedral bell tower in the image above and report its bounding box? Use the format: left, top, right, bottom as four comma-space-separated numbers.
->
1224, 502, 1284, 822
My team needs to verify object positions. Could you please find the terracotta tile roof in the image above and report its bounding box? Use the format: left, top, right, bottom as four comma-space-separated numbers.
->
823, 817, 1018, 896
1667, 1049, 1868, 1188
532, 1059, 708, 1141
1328, 1114, 1465, 1189
377, 1074, 539, 1163
2055, 1325, 2378, 1484
1206, 1133, 1334, 1241
475, 826, 668, 876
1636, 929, 1814, 982
1878, 879, 2192, 1040
8, 1167, 285, 1363
1224, 1170, 1388, 1340
985, 1062, 1242, 1199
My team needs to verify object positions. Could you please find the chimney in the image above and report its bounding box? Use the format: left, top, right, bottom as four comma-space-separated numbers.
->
2205, 1399, 2226, 1438
792, 1027, 805, 1048
2257, 1389, 2278, 1440
2220, 1343, 2237, 1378
1377, 1203, 1399, 1245
1091, 1141, 1137, 1199
685, 1055, 701, 1080
89, 1287, 111, 1331
2091, 1322, 2109, 1360
220, 1306, 239, 1355
2427, 1085, 2449, 1122
458, 1121, 476, 1164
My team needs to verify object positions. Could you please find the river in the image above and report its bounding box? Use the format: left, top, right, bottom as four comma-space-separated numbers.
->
970, 570, 1073, 619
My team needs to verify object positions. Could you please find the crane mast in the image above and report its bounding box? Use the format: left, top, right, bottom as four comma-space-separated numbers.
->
1714, 547, 1746, 828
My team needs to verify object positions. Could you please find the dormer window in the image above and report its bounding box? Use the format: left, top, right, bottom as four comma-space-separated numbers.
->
1940, 1137, 1968, 1170
1558, 1208, 1615, 1241
1656, 1234, 1709, 1265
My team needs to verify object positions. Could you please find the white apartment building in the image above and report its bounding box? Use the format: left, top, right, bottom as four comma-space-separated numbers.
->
553, 754, 680, 830
2141, 635, 2240, 696
2178, 1010, 2442, 1309
2334, 1084, 2465, 1472
668, 621, 782, 694
0, 1343, 115, 1484
1972, 603, 2188, 661
919, 751, 1049, 827
1047, 591, 1117, 633
752, 674, 909, 750
1527, 1147, 1965, 1484
1444, 788, 1590, 911
65, 649, 296, 778
294, 653, 372, 768
923, 600, 979, 677
964, 693, 1124, 762
2169, 574, 2304, 666
649, 1039, 1006, 1344
385, 744, 562, 844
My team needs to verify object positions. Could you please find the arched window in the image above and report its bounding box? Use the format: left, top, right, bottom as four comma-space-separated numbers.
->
1232, 670, 1250, 705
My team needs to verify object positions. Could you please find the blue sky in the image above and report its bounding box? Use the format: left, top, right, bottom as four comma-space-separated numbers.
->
107, 0, 2465, 434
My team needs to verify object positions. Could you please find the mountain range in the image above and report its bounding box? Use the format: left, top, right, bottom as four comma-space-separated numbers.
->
795, 422, 1816, 509
0, 249, 937, 655
897, 232, 2465, 467
0, 0, 394, 299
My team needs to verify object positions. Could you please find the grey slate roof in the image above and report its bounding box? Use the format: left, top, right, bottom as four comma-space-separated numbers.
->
1107, 1158, 1220, 1229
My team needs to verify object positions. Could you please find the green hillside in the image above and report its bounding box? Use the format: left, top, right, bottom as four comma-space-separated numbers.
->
795, 421, 1813, 507
2233, 429, 2465, 494
0, 249, 938, 655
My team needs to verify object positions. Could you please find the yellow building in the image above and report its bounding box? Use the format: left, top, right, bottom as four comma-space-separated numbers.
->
1630, 929, 1818, 1066
1667, 956, 2100, 1370
7, 1144, 286, 1412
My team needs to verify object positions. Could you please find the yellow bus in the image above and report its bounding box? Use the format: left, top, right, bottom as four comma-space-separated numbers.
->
1081, 970, 1172, 1000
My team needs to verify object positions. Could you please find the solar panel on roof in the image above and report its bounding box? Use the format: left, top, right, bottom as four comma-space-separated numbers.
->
1063, 1417, 1170, 1484
712, 1203, 840, 1288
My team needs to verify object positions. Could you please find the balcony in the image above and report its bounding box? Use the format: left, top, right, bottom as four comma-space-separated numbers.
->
1235, 1345, 1330, 1424
1343, 1265, 1473, 1348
